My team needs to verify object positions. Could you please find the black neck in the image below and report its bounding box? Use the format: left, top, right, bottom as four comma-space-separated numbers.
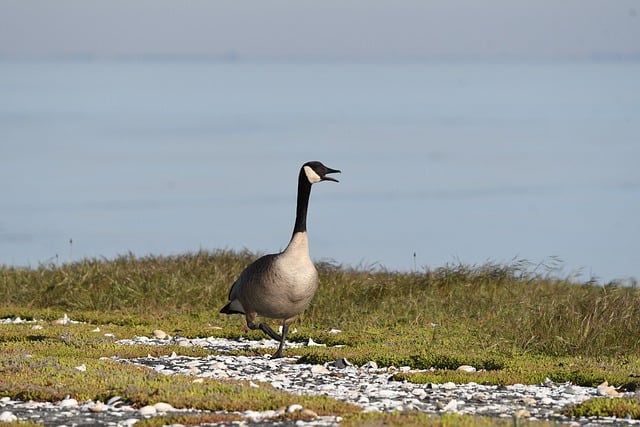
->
292, 168, 312, 235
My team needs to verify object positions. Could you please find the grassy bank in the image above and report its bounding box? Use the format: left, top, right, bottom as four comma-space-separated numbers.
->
1, 251, 640, 424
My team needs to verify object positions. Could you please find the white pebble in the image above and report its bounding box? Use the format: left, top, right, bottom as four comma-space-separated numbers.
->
440, 399, 458, 412
457, 365, 477, 373
59, 398, 78, 408
0, 411, 17, 422
361, 361, 378, 370
89, 402, 106, 413
286, 403, 304, 413
310, 365, 330, 375
153, 329, 168, 339
139, 405, 157, 416
153, 402, 174, 412
74, 364, 87, 372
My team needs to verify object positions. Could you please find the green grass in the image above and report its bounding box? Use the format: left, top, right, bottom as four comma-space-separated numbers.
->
1, 250, 640, 424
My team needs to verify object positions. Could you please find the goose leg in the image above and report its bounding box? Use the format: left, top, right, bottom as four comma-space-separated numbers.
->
247, 321, 282, 341
272, 321, 288, 359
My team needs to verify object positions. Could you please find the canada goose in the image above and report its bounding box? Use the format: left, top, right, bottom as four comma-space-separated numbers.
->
220, 161, 340, 358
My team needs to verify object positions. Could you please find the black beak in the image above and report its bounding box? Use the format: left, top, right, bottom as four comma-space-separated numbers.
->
322, 167, 341, 182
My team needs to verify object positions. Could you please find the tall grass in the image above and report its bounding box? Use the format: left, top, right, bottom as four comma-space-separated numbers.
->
1, 251, 638, 357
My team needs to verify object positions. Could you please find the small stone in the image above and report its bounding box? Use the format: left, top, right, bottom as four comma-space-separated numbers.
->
514, 409, 531, 418
249, 381, 259, 388
153, 329, 168, 339
310, 365, 330, 375
597, 381, 620, 397
520, 397, 537, 406
439, 399, 458, 412
0, 411, 18, 423
328, 329, 342, 334
286, 404, 304, 413
139, 405, 157, 416
192, 378, 204, 383
331, 358, 352, 369
440, 382, 457, 390
457, 365, 476, 373
74, 364, 87, 372
177, 339, 191, 347
106, 396, 122, 406
54, 314, 70, 325
0, 411, 17, 422
411, 388, 427, 399
32, 325, 43, 330
361, 361, 378, 370
300, 408, 318, 418
153, 402, 174, 412
92, 327, 101, 332
307, 338, 325, 347
89, 402, 106, 413
59, 398, 78, 408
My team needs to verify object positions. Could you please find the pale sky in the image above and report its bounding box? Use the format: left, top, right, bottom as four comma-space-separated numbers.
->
1, 0, 639, 59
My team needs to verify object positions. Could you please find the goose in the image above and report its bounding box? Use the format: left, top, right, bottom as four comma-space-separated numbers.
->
220, 161, 340, 358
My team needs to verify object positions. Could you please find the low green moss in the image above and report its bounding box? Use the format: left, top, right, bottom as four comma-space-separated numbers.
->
564, 397, 640, 419
342, 412, 554, 427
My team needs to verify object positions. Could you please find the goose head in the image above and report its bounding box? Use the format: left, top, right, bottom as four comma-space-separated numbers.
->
302, 161, 341, 184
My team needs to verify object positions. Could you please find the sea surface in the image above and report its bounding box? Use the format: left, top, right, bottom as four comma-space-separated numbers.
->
1, 58, 638, 283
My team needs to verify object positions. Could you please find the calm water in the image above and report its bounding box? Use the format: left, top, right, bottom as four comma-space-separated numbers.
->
1, 59, 638, 283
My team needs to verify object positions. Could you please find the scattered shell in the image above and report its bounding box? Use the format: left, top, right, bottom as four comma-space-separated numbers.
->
596, 381, 620, 397
0, 411, 17, 422
286, 404, 303, 413
89, 402, 106, 413
439, 399, 458, 412
330, 358, 352, 369
59, 398, 78, 408
310, 365, 330, 375
361, 360, 378, 370
153, 329, 168, 339
411, 388, 427, 400
106, 396, 122, 406
138, 405, 157, 416
456, 365, 476, 373
514, 409, 531, 418
153, 402, 174, 412
300, 408, 318, 418
53, 314, 70, 325
307, 338, 325, 347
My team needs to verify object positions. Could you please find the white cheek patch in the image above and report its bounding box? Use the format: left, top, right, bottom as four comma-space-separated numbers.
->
303, 165, 322, 183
